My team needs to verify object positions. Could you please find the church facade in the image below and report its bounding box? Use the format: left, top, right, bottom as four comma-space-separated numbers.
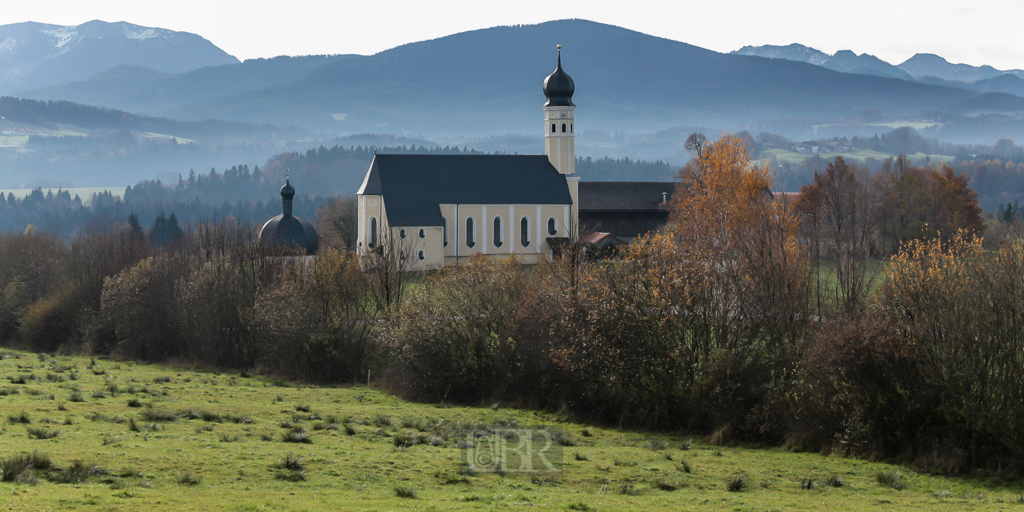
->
356, 47, 581, 269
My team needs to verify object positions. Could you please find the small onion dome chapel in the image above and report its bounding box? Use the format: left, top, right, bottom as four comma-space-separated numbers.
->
259, 174, 319, 255
356, 46, 580, 269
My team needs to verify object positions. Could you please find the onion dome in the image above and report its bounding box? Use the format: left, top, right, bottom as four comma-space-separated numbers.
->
543, 45, 575, 107
280, 178, 295, 200
259, 174, 319, 255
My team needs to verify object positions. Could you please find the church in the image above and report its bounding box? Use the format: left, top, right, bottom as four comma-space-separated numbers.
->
355, 46, 673, 269
356, 46, 581, 268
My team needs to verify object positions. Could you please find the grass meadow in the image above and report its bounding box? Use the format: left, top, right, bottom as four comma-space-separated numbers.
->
1, 349, 1021, 511
762, 148, 954, 166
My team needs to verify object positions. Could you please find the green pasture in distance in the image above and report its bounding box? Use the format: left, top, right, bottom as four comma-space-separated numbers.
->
0, 118, 195, 148
0, 348, 1020, 511
868, 122, 941, 131
762, 148, 955, 166
0, 187, 126, 205
811, 121, 941, 133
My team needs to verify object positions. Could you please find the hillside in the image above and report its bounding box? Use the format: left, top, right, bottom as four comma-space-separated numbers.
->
17, 55, 360, 116
0, 20, 238, 94
15, 19, 977, 137
0, 349, 1020, 511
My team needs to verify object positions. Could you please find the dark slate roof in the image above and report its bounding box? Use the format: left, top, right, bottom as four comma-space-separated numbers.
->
579, 181, 677, 211
358, 154, 573, 227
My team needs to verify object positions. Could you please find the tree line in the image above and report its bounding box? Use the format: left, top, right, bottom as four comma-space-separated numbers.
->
1, 134, 1021, 475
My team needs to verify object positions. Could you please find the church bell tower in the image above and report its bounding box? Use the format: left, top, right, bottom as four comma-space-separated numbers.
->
543, 45, 579, 232
543, 45, 576, 176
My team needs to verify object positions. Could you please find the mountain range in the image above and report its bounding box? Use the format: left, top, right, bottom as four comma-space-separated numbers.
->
7, 19, 993, 138
732, 44, 1024, 93
4, 19, 1024, 148
0, 20, 238, 94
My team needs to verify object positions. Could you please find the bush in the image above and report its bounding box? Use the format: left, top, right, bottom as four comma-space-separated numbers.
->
19, 285, 87, 352
791, 314, 935, 456
383, 256, 552, 403
101, 256, 188, 361
252, 250, 373, 383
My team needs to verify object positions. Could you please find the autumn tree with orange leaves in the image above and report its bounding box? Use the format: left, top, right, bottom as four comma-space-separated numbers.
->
551, 133, 809, 433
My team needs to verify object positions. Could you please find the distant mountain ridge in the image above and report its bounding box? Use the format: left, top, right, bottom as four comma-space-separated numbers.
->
0, 20, 238, 93
732, 44, 1024, 83
732, 44, 911, 79
14, 20, 978, 137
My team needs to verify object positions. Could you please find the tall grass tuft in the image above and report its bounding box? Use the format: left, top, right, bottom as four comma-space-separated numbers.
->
876, 470, 904, 489
51, 461, 105, 484
26, 427, 60, 439
282, 427, 312, 444
727, 474, 749, 492
176, 473, 202, 486
394, 485, 417, 499
8, 411, 31, 424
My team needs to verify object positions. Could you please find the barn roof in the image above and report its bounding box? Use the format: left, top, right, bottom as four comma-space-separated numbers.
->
578, 181, 676, 211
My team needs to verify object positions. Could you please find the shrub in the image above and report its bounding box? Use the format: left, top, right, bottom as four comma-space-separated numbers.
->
792, 314, 933, 456
19, 285, 88, 352
382, 256, 552, 404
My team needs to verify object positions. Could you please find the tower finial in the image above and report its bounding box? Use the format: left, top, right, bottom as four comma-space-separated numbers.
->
286, 170, 290, 182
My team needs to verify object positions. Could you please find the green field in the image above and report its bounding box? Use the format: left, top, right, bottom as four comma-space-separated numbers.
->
0, 118, 194, 149
868, 122, 941, 131
1, 349, 1020, 511
763, 148, 955, 166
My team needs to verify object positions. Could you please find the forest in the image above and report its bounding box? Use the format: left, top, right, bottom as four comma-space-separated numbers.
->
1, 133, 1020, 477
0, 143, 672, 235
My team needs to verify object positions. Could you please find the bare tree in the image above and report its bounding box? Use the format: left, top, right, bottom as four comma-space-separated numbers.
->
362, 227, 419, 313
315, 196, 358, 251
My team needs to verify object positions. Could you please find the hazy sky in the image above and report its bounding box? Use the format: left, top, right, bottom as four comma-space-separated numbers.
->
5, 0, 1024, 70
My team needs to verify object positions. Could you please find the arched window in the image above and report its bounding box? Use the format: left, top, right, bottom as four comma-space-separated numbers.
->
443, 216, 449, 247
493, 216, 503, 247
521, 217, 530, 247
400, 228, 407, 239
551, 123, 556, 133
561, 123, 567, 133
548, 217, 557, 236
570, 123, 573, 133
368, 217, 378, 248
466, 217, 476, 248
418, 228, 425, 239
417, 250, 425, 261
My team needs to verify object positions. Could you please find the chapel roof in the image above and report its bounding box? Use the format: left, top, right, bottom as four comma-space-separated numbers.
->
358, 154, 573, 227
578, 181, 676, 211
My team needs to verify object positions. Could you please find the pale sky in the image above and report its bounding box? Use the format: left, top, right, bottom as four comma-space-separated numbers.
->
4, 0, 1024, 70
